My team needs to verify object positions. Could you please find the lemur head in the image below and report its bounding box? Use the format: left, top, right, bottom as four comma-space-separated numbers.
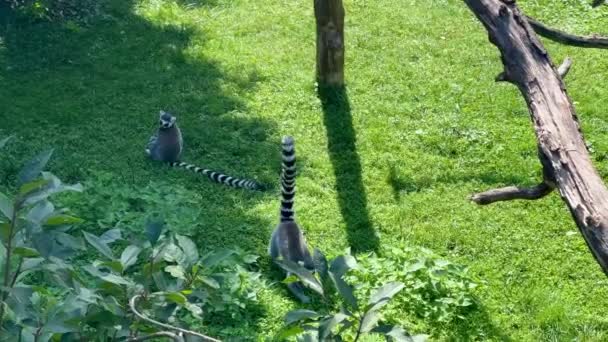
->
159, 110, 177, 129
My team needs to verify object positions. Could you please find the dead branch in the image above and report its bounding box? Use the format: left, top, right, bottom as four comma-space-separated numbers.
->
557, 57, 573, 78
526, 16, 608, 49
471, 183, 553, 205
464, 0, 608, 276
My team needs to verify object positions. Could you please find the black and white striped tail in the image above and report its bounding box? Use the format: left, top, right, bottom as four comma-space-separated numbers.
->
280, 136, 296, 222
169, 162, 263, 191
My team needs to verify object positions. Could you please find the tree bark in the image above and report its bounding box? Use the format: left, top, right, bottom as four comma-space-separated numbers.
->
314, 0, 345, 86
463, 0, 608, 276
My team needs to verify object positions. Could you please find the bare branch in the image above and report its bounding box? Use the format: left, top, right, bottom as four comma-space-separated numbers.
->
557, 57, 573, 78
471, 182, 554, 205
129, 295, 221, 342
526, 16, 608, 49
464, 0, 608, 276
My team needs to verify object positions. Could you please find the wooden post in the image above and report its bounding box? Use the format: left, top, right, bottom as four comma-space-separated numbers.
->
314, 0, 345, 86
464, 0, 608, 276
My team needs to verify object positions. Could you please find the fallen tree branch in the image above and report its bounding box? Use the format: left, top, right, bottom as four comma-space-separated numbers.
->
526, 16, 608, 49
129, 295, 221, 342
471, 183, 553, 205
464, 0, 608, 276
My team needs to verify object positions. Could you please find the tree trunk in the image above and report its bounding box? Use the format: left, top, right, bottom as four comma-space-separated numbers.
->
314, 0, 345, 86
463, 0, 608, 276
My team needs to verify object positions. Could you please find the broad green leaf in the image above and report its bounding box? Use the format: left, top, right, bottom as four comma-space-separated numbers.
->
360, 309, 381, 334
162, 243, 187, 265
275, 259, 323, 296
13, 247, 40, 257
26, 201, 54, 224
100, 260, 124, 273
84, 265, 131, 286
175, 234, 199, 267
328, 271, 358, 309
405, 260, 426, 273
0, 192, 13, 220
18, 179, 51, 197
99, 228, 122, 244
120, 245, 141, 270
329, 255, 358, 277
145, 219, 164, 245
44, 214, 84, 226
282, 274, 299, 284
285, 309, 322, 325
369, 282, 405, 306
55, 232, 85, 251
276, 325, 305, 339
21, 173, 83, 206
318, 313, 349, 339
165, 292, 187, 305
83, 231, 114, 260
165, 265, 186, 280
0, 135, 13, 149
201, 276, 220, 289
201, 249, 235, 268
313, 249, 329, 281
21, 258, 45, 272
17, 149, 54, 185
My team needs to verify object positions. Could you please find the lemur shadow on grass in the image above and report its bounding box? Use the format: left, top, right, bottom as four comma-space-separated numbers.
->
318, 85, 379, 253
0, 1, 274, 338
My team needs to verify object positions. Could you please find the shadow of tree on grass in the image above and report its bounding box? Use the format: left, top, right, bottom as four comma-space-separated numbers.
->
318, 85, 379, 253
0, 0, 276, 338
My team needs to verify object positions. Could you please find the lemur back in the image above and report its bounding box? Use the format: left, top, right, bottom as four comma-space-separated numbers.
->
146, 110, 263, 191
268, 136, 314, 302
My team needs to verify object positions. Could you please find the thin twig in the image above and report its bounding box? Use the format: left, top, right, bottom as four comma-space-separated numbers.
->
127, 331, 184, 342
129, 295, 221, 342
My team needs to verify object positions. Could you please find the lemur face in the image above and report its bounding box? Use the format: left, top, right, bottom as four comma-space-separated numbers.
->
159, 110, 177, 129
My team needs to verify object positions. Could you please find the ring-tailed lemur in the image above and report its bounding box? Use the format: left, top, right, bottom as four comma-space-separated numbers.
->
268, 136, 314, 303
146, 110, 263, 191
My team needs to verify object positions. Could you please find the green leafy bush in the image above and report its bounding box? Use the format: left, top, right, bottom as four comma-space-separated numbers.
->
347, 247, 478, 325
275, 249, 428, 341
0, 138, 262, 341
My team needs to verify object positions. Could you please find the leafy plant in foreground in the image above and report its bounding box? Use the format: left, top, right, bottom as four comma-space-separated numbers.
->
0, 138, 262, 341
275, 250, 428, 341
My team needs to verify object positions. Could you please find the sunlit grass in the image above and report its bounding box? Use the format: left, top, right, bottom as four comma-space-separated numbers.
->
1, 0, 608, 339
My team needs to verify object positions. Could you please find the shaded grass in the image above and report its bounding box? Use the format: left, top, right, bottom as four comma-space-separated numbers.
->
1, 0, 608, 340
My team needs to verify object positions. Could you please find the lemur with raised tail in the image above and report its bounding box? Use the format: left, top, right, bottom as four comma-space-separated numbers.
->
268, 136, 314, 303
146, 110, 263, 191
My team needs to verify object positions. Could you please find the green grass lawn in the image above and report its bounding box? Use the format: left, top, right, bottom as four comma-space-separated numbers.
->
2, 0, 608, 340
